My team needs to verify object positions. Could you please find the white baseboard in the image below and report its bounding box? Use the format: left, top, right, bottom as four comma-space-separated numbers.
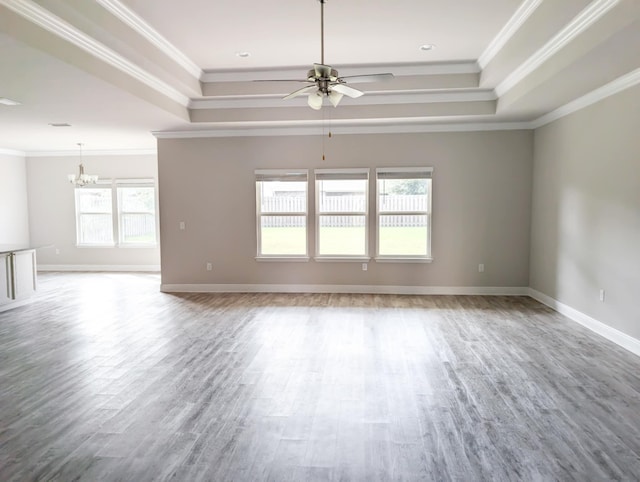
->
528, 288, 640, 357
0, 297, 35, 313
161, 283, 529, 296
38, 264, 160, 272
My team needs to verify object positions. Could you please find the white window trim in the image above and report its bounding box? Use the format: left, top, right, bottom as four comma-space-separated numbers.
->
375, 167, 433, 262
75, 178, 158, 248
116, 179, 158, 247
75, 181, 115, 247
314, 168, 369, 260
255, 169, 309, 259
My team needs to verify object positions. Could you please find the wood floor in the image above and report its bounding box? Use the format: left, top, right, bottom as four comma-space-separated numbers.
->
1, 273, 639, 481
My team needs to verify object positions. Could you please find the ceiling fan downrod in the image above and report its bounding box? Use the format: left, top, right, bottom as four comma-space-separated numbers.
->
320, 0, 326, 66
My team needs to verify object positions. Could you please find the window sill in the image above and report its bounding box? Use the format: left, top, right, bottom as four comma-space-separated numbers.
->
314, 256, 371, 263
77, 244, 116, 248
375, 256, 433, 263
255, 256, 310, 262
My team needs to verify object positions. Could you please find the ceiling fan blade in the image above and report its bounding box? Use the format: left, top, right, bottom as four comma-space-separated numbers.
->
331, 83, 364, 98
253, 79, 311, 83
308, 92, 323, 110
314, 63, 333, 79
283, 85, 318, 100
339, 73, 394, 84
328, 91, 344, 107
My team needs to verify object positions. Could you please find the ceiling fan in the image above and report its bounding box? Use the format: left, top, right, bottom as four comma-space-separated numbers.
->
259, 0, 394, 110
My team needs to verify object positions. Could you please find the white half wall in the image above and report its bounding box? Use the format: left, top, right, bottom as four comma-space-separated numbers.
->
0, 152, 29, 245
26, 153, 160, 268
530, 84, 640, 341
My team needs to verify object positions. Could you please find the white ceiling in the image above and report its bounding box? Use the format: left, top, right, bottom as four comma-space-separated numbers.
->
121, 0, 520, 68
0, 0, 638, 154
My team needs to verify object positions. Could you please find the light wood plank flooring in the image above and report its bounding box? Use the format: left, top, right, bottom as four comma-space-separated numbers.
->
1, 272, 640, 481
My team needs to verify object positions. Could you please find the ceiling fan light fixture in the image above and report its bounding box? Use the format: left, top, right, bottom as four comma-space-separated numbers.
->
308, 91, 323, 110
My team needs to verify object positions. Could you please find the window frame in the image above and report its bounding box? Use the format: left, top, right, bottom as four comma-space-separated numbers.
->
314, 168, 370, 262
375, 167, 433, 263
255, 169, 309, 261
74, 178, 158, 248
74, 181, 115, 247
116, 179, 159, 247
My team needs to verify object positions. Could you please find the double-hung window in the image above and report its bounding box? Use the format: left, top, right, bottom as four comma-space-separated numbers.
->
315, 169, 369, 259
255, 170, 308, 259
75, 179, 157, 247
376, 167, 432, 261
75, 181, 115, 246
116, 180, 158, 246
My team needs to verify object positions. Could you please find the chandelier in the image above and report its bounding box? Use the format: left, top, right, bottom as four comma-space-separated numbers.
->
68, 143, 98, 187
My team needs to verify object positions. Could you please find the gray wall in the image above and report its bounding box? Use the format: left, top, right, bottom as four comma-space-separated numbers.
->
0, 152, 29, 245
27, 154, 160, 268
530, 84, 640, 339
158, 130, 533, 288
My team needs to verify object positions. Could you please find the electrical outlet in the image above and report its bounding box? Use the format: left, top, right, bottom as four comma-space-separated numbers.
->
55, 248, 60, 255
206, 263, 212, 271
362, 263, 368, 271
478, 263, 485, 273
599, 289, 605, 302
179, 221, 186, 230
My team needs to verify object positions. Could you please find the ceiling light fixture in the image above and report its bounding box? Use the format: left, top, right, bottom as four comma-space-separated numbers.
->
68, 143, 98, 187
420, 44, 436, 51
254, 0, 393, 110
49, 123, 72, 127
0, 97, 21, 106
236, 52, 251, 58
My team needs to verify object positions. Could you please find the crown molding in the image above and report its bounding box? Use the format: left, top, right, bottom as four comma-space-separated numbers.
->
189, 89, 497, 110
531, 68, 640, 128
495, 0, 620, 97
26, 148, 157, 157
0, 147, 26, 156
95, 0, 202, 80
201, 61, 480, 83
0, 0, 189, 107
153, 120, 532, 139
478, 0, 544, 69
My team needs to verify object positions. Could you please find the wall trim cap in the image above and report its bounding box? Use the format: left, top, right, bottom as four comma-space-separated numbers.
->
189, 89, 496, 110
0, 0, 189, 106
496, 0, 620, 96
153, 121, 532, 139
160, 283, 529, 296
38, 264, 160, 272
201, 61, 480, 83
528, 288, 640, 357
0, 147, 26, 156
531, 67, 640, 128
26, 148, 157, 157
478, 0, 544, 69
94, 0, 202, 80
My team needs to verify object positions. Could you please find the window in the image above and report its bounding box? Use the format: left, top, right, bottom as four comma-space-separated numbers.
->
75, 182, 114, 245
75, 179, 157, 247
376, 167, 432, 260
315, 169, 369, 259
255, 170, 308, 258
117, 182, 157, 245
